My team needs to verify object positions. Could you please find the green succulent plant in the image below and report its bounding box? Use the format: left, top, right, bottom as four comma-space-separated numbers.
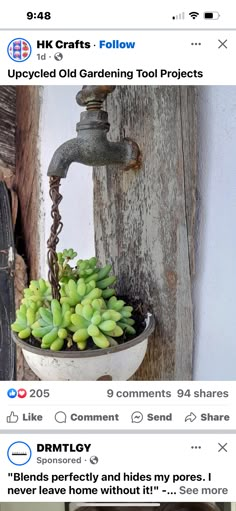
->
11, 250, 137, 352
57, 248, 78, 283
69, 301, 123, 350
69, 295, 136, 350
77, 260, 117, 290
107, 296, 136, 335
76, 257, 98, 277
58, 248, 77, 262
31, 300, 71, 351
11, 304, 38, 339
60, 278, 102, 307
22, 278, 52, 310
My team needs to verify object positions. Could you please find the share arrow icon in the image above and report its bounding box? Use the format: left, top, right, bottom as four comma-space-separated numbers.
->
185, 412, 197, 422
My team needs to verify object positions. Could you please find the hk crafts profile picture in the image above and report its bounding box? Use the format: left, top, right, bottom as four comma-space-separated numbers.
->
7, 38, 32, 62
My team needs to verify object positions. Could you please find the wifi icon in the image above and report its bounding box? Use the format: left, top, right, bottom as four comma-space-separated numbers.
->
189, 11, 199, 19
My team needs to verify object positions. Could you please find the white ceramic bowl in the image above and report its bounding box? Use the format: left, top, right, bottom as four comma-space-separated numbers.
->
12, 313, 154, 381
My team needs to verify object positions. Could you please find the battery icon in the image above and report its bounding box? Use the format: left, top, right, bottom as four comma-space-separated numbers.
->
204, 11, 220, 19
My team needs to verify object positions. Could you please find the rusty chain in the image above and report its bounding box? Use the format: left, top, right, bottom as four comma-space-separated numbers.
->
47, 176, 63, 300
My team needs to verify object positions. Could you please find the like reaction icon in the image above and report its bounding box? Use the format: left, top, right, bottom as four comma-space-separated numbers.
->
7, 388, 17, 398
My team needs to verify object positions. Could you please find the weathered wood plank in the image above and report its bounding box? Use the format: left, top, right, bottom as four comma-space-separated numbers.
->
14, 86, 42, 380
0, 86, 16, 186
15, 86, 41, 280
0, 182, 16, 380
0, 86, 16, 170
180, 87, 197, 277
0, 85, 39, 380
93, 86, 197, 380
0, 87, 16, 380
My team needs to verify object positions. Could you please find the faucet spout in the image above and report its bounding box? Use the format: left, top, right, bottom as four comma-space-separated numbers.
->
47, 138, 81, 178
47, 87, 141, 178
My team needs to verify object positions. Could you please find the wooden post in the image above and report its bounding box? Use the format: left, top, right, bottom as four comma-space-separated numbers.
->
14, 86, 41, 380
0, 86, 16, 185
0, 182, 16, 380
93, 86, 197, 380
0, 86, 41, 381
0, 87, 16, 379
15, 86, 41, 280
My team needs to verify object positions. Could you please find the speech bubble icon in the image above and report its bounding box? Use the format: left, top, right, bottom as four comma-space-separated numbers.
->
131, 411, 143, 423
55, 411, 67, 423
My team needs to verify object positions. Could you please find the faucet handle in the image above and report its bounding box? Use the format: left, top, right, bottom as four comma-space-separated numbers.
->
76, 86, 116, 110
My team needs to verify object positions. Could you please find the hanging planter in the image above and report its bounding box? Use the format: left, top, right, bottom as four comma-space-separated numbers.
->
12, 315, 154, 381
11, 86, 154, 380
11, 243, 154, 380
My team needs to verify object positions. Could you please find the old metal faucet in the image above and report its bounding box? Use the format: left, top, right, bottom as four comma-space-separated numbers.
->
47, 85, 141, 178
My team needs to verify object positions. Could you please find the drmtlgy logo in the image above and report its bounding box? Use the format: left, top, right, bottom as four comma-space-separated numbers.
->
7, 38, 32, 62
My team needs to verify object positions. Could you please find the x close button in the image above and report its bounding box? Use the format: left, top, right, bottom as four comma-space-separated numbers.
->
218, 39, 228, 49
218, 442, 228, 452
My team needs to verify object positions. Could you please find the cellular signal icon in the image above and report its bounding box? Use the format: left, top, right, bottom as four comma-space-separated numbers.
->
172, 12, 185, 20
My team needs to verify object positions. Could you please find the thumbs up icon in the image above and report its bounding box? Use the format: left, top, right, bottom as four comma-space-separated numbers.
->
6, 412, 19, 423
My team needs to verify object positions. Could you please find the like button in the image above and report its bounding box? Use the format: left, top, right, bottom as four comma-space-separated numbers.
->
7, 412, 19, 423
